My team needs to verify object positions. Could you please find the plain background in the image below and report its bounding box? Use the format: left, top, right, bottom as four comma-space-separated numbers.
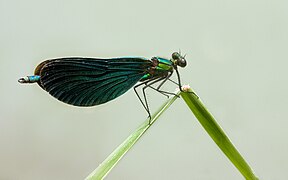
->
1, 0, 287, 179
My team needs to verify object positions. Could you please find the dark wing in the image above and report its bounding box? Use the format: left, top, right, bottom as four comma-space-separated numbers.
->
35, 57, 151, 106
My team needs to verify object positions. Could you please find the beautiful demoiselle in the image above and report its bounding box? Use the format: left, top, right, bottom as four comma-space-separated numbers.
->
18, 52, 187, 119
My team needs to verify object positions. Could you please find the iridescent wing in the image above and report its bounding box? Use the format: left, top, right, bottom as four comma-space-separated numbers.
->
35, 57, 151, 106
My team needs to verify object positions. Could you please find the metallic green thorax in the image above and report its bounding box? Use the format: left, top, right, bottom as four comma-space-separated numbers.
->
140, 57, 174, 81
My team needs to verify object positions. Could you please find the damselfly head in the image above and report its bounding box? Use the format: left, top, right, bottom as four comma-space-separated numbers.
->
172, 52, 187, 68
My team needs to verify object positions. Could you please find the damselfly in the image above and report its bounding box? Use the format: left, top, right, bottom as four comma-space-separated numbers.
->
18, 52, 187, 119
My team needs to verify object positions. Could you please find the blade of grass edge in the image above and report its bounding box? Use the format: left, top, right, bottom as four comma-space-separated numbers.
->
85, 90, 181, 180
180, 85, 258, 180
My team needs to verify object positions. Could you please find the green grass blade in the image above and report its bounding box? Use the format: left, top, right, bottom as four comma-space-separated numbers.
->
85, 90, 181, 180
180, 85, 258, 180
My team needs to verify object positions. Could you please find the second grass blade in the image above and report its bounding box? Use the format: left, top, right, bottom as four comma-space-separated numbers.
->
180, 85, 258, 180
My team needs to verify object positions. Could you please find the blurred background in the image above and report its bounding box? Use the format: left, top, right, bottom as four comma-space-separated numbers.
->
1, 0, 287, 179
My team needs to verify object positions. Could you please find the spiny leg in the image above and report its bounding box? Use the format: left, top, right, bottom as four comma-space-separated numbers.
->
145, 85, 169, 98
133, 77, 165, 120
145, 72, 180, 98
175, 68, 183, 90
141, 77, 168, 123
143, 73, 173, 99
133, 71, 195, 122
134, 81, 151, 116
174, 68, 199, 98
155, 72, 173, 90
134, 76, 170, 123
146, 85, 180, 97
167, 78, 179, 86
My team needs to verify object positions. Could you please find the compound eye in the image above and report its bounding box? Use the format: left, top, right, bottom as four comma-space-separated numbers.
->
172, 52, 180, 60
177, 58, 187, 67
